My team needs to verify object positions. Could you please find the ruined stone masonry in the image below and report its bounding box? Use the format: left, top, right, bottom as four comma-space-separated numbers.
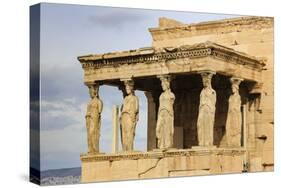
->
77, 16, 274, 182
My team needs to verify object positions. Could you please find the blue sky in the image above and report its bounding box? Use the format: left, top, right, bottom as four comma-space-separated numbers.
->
37, 3, 239, 170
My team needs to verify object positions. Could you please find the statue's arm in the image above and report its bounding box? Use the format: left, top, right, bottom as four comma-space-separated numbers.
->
98, 99, 103, 114
135, 97, 139, 121
171, 92, 175, 103
199, 91, 204, 107
210, 91, 217, 112
213, 91, 217, 104
135, 97, 139, 113
85, 103, 91, 118
85, 104, 91, 129
120, 103, 123, 113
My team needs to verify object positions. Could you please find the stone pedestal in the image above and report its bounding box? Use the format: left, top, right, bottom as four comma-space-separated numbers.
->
80, 148, 245, 183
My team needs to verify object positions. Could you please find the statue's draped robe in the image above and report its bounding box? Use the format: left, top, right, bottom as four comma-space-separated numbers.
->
197, 88, 216, 146
86, 98, 103, 153
226, 93, 242, 147
156, 90, 175, 149
120, 95, 139, 151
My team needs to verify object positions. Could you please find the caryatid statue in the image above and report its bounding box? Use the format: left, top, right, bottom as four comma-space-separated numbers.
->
225, 77, 243, 147
197, 71, 216, 147
120, 79, 139, 151
156, 75, 175, 149
85, 83, 103, 154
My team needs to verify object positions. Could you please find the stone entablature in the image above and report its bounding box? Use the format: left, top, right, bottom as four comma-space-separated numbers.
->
78, 41, 265, 84
78, 42, 264, 70
149, 17, 273, 42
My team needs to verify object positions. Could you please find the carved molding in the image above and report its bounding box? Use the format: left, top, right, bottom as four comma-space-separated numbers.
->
78, 42, 264, 71
80, 148, 246, 162
80, 48, 211, 69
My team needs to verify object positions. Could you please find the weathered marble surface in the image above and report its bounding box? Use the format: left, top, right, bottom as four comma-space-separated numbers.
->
80, 148, 245, 182
147, 16, 273, 171
226, 77, 243, 147
120, 80, 139, 151
78, 16, 274, 181
86, 84, 103, 154
156, 75, 175, 149
197, 71, 216, 147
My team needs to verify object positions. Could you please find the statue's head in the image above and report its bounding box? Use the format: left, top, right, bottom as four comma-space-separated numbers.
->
160, 75, 171, 91
89, 83, 99, 99
124, 80, 134, 95
201, 72, 213, 88
231, 84, 239, 94
230, 77, 243, 94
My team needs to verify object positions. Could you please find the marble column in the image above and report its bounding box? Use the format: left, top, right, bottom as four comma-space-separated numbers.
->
156, 75, 175, 149
119, 79, 139, 151
112, 105, 119, 153
225, 77, 243, 147
145, 91, 158, 151
196, 71, 216, 147
85, 83, 103, 154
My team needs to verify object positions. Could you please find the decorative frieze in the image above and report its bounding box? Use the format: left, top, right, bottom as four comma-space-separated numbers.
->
78, 42, 264, 71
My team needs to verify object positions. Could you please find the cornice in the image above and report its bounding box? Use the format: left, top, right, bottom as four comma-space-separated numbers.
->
78, 42, 265, 71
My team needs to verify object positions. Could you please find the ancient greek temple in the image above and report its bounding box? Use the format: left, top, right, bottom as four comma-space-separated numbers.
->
77, 16, 273, 182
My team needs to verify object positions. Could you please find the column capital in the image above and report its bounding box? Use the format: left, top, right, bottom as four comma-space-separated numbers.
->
156, 74, 171, 78
230, 77, 244, 85
120, 77, 135, 88
144, 91, 161, 104
156, 74, 173, 82
120, 77, 133, 82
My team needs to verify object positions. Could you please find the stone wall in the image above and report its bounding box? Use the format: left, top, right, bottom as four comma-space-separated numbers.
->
81, 148, 245, 183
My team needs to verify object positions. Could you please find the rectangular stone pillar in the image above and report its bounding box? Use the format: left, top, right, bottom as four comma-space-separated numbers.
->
145, 92, 157, 150
112, 105, 119, 153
